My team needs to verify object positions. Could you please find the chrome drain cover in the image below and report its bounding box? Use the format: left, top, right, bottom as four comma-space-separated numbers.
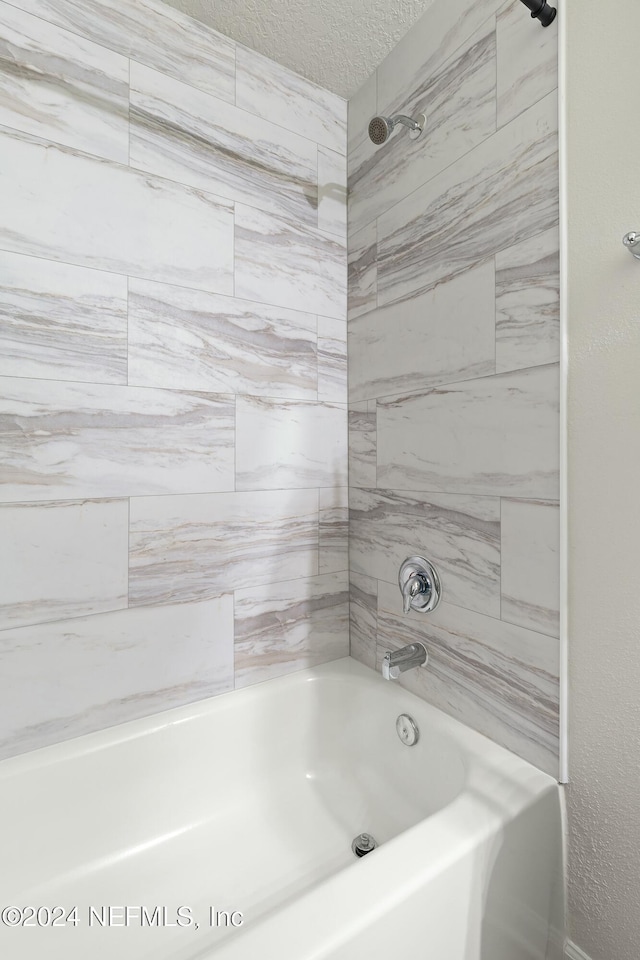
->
352, 832, 378, 858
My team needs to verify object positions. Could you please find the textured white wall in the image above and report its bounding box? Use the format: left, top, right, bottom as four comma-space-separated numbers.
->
566, 0, 640, 956
162, 0, 435, 97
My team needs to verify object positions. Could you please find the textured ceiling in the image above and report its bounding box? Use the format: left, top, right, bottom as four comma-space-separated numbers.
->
161, 0, 436, 99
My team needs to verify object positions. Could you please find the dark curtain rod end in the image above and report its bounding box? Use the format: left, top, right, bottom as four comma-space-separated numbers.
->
519, 0, 557, 27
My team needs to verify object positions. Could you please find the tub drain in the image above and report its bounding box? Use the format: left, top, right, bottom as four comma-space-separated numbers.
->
352, 833, 377, 858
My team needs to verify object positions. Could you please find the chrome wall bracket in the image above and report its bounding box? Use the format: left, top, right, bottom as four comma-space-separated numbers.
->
623, 232, 640, 260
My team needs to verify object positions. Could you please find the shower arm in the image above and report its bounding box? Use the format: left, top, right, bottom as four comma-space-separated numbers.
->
390, 115, 422, 133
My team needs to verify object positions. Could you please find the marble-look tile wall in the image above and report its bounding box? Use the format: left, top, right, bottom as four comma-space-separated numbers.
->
0, 0, 348, 760
347, 0, 560, 776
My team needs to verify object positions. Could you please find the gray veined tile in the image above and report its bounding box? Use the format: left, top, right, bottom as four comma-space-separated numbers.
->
377, 363, 560, 499
234, 572, 349, 688
0, 499, 128, 630
318, 316, 347, 403
129, 490, 320, 607
0, 596, 234, 760
348, 220, 377, 322
129, 62, 319, 227
349, 488, 501, 618
349, 571, 377, 670
377, 92, 559, 308
319, 486, 348, 574
235, 203, 347, 321
128, 279, 317, 400
376, 580, 559, 776
236, 397, 347, 491
0, 128, 234, 295
9, 0, 236, 102
376, 0, 504, 122
496, 227, 560, 373
0, 0, 129, 162
348, 401, 377, 489
348, 71, 376, 155
348, 261, 496, 403
0, 377, 235, 501
501, 498, 560, 638
350, 18, 496, 237
236, 44, 347, 154
497, 0, 558, 129
0, 250, 127, 384
318, 146, 347, 237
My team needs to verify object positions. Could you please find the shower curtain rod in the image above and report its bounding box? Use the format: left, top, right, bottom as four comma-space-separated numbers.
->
519, 0, 557, 27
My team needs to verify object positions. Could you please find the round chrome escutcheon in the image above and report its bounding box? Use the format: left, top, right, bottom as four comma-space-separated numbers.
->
396, 713, 419, 746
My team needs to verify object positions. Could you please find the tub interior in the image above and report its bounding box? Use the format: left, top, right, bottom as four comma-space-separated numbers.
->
0, 661, 466, 958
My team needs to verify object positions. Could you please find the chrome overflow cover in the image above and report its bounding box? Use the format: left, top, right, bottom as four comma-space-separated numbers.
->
396, 714, 420, 746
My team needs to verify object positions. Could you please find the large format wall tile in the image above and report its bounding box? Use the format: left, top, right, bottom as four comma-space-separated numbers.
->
377, 363, 559, 498
10, 0, 236, 101
377, 92, 558, 308
0, 499, 127, 630
130, 62, 318, 227
318, 147, 347, 237
235, 203, 346, 320
376, 581, 559, 776
496, 0, 558, 128
348, 261, 495, 402
317, 316, 347, 403
350, 488, 501, 618
376, 0, 504, 120
348, 220, 377, 322
0, 596, 234, 760
349, 18, 496, 237
495, 228, 560, 373
319, 486, 348, 574
501, 498, 560, 638
236, 397, 347, 490
129, 490, 320, 607
128, 279, 317, 400
236, 44, 346, 154
348, 402, 377, 489
234, 572, 349, 688
0, 0, 128, 161
0, 378, 235, 501
349, 571, 377, 670
0, 251, 127, 384
0, 129, 234, 294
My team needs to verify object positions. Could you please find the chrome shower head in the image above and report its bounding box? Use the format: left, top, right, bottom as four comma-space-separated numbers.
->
368, 116, 394, 145
368, 113, 425, 146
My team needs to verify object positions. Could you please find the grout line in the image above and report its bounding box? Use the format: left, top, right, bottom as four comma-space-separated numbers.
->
499, 497, 503, 621
127, 58, 131, 165
494, 14, 498, 132
127, 496, 131, 608
0, 487, 558, 507
233, 43, 237, 107
352, 358, 560, 407
372, 570, 560, 642
125, 275, 130, 386
492, 254, 498, 374
0, 243, 342, 324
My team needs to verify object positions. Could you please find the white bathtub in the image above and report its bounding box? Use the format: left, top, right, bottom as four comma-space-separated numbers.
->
0, 657, 563, 960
